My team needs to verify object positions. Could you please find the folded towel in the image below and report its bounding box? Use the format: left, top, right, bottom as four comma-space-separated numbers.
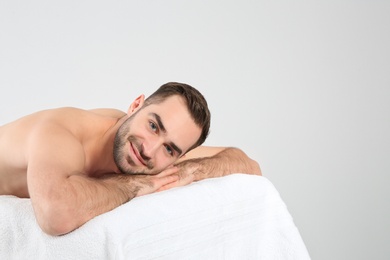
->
0, 174, 310, 259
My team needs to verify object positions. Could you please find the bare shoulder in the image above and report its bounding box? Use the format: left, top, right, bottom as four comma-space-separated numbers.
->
17, 108, 101, 169
0, 107, 104, 149
15, 107, 122, 131
0, 106, 119, 165
0, 107, 86, 143
1, 107, 124, 131
89, 108, 126, 119
0, 108, 88, 174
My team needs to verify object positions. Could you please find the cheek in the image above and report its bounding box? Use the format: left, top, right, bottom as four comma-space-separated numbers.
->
154, 149, 176, 168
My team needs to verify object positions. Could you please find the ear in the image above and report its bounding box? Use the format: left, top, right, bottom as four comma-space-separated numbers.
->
127, 94, 145, 116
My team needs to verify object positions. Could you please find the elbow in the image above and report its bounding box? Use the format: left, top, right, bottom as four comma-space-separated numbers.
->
39, 219, 75, 236
230, 147, 262, 176
251, 159, 262, 176
34, 204, 79, 236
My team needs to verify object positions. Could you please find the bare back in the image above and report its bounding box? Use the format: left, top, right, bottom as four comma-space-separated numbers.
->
0, 107, 125, 198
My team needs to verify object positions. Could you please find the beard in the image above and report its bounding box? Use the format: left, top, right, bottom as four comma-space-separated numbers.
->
113, 116, 154, 175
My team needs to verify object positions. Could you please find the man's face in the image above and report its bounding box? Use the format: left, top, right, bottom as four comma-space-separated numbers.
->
114, 95, 201, 175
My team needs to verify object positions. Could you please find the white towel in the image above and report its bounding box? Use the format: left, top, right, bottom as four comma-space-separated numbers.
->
0, 174, 310, 259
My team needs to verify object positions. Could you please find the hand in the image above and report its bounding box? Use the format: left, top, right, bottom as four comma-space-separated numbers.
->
130, 167, 180, 197
157, 160, 201, 192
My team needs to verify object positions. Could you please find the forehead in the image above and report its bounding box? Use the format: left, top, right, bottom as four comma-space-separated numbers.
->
145, 95, 188, 116
141, 96, 202, 151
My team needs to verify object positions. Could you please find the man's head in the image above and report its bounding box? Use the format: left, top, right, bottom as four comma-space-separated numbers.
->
114, 82, 211, 175
143, 82, 210, 149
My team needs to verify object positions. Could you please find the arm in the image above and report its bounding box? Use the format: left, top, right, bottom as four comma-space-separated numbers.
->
159, 146, 261, 190
27, 123, 178, 236
191, 146, 261, 180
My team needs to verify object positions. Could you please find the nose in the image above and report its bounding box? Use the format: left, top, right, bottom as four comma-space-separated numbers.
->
141, 135, 163, 160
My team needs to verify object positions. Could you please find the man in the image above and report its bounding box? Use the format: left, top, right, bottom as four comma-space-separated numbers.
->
0, 82, 261, 236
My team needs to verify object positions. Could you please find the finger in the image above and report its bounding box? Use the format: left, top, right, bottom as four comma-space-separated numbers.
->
157, 180, 179, 192
154, 174, 179, 189
156, 166, 179, 177
157, 174, 194, 192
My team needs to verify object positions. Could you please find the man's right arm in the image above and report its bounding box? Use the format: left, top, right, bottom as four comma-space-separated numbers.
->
27, 123, 178, 236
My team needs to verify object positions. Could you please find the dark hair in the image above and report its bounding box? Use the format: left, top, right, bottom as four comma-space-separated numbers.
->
144, 82, 211, 152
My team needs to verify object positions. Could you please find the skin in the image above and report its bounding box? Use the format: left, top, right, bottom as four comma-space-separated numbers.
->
0, 94, 261, 236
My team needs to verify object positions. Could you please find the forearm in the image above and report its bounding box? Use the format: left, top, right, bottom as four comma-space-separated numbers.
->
33, 169, 178, 236
200, 147, 260, 180
180, 147, 261, 181
68, 174, 136, 219
35, 173, 136, 236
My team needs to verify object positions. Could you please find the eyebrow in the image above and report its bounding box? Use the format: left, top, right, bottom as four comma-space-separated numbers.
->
150, 113, 183, 156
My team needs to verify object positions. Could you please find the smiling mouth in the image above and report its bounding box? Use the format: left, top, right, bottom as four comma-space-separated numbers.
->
130, 142, 147, 166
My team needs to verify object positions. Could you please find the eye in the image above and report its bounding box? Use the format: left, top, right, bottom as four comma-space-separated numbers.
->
165, 145, 174, 156
149, 121, 157, 132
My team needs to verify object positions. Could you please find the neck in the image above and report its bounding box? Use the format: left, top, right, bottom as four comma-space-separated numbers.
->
84, 116, 126, 177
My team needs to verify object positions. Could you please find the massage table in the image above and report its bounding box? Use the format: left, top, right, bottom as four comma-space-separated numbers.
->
0, 174, 310, 259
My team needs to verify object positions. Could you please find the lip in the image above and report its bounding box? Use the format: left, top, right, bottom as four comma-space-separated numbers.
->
130, 142, 147, 166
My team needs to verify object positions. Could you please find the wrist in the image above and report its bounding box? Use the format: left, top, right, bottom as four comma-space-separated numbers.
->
193, 157, 215, 181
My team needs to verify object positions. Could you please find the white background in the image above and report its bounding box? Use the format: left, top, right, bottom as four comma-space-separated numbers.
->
1, 1, 389, 259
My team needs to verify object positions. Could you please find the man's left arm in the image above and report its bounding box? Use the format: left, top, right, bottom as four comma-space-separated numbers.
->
159, 146, 261, 190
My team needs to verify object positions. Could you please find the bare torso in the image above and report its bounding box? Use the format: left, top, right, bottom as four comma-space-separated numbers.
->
0, 107, 125, 198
